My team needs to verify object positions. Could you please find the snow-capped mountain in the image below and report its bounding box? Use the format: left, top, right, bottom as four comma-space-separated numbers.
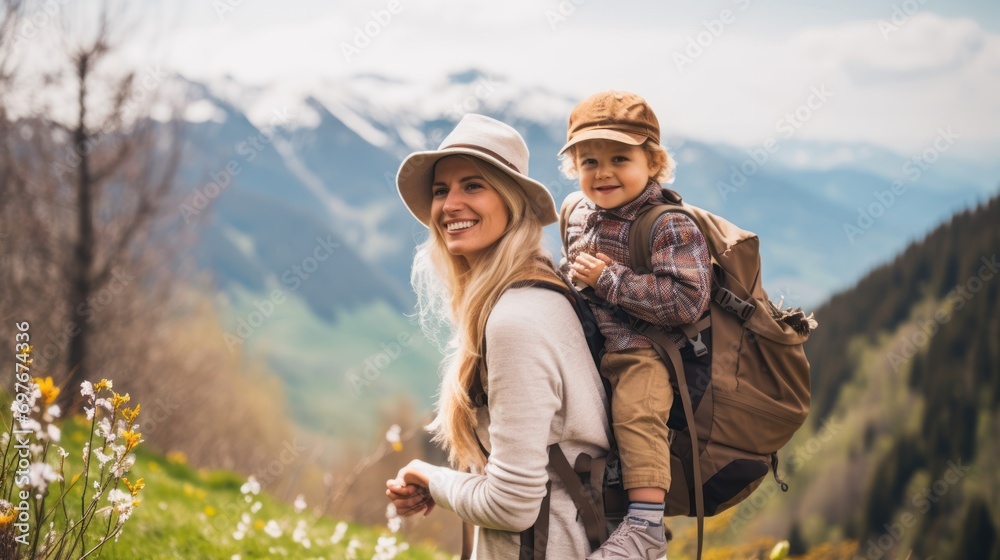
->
175, 69, 995, 316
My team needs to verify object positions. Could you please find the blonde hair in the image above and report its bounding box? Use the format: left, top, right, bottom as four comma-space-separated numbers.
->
412, 155, 561, 472
559, 139, 675, 184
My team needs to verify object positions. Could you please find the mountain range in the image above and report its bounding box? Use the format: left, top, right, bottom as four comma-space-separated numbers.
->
168, 69, 999, 436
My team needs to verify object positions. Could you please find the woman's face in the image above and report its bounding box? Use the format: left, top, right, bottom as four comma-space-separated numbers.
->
430, 156, 510, 265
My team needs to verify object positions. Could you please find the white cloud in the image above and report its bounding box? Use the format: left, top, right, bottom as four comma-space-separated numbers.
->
19, 1, 1000, 160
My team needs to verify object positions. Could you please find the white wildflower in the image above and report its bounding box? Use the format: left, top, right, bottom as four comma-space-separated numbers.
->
263, 520, 282, 538
47, 424, 61, 443
292, 519, 308, 545
240, 475, 260, 496
94, 449, 114, 467
109, 454, 136, 478
25, 462, 61, 493
96, 417, 112, 439
386, 503, 401, 533
106, 489, 134, 522
250, 501, 262, 513
373, 535, 401, 560
330, 521, 347, 544
293, 494, 306, 513
19, 418, 41, 434
81, 381, 94, 399
95, 397, 113, 413
345, 538, 361, 560
55, 446, 69, 458
385, 424, 401, 443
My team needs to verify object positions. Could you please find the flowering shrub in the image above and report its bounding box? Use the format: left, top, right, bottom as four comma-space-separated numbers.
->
1, 346, 144, 558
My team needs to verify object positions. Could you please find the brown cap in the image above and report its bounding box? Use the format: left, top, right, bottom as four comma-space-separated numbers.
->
559, 90, 660, 155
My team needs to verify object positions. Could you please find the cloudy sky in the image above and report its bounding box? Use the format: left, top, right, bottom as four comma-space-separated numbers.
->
17, 0, 1000, 161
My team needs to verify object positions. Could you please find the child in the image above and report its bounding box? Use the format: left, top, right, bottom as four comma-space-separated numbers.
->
559, 91, 712, 560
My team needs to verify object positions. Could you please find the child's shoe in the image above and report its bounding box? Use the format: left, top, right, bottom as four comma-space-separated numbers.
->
585, 516, 671, 560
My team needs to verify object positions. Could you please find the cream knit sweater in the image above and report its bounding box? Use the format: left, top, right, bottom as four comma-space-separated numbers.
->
419, 287, 612, 559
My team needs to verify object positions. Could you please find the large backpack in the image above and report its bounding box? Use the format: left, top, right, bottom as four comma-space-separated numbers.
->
551, 186, 818, 559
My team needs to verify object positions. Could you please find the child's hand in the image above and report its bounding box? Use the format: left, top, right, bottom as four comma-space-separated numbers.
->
571, 253, 612, 289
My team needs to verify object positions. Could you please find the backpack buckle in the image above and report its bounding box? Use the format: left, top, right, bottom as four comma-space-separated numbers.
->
688, 333, 708, 357
715, 288, 756, 321
605, 457, 622, 486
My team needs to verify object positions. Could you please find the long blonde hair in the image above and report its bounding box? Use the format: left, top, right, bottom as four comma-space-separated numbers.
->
412, 155, 560, 472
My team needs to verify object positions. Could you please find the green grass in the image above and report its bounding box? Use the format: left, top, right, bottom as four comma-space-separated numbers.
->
11, 415, 449, 560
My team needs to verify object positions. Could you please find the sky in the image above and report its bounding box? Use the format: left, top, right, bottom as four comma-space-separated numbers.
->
12, 0, 1000, 161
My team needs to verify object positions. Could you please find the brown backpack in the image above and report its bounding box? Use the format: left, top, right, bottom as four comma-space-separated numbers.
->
556, 186, 817, 559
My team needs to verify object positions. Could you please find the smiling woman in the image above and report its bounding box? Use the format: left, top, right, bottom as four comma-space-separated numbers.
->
430, 156, 511, 265
388, 114, 612, 559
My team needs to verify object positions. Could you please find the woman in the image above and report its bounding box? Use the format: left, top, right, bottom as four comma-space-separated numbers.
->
386, 114, 611, 559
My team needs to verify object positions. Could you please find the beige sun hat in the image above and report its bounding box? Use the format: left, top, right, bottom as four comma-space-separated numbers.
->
396, 114, 558, 227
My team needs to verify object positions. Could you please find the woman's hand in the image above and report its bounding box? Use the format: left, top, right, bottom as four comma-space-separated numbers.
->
571, 252, 613, 288
386, 460, 437, 517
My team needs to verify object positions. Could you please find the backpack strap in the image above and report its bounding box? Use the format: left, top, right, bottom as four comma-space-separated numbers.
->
628, 187, 682, 274
559, 191, 587, 252
636, 322, 706, 560
624, 186, 708, 559
550, 445, 607, 550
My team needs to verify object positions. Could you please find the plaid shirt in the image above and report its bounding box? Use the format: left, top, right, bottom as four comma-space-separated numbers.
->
560, 183, 712, 352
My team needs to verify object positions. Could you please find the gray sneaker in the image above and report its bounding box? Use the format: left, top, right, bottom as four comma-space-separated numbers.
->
586, 516, 670, 560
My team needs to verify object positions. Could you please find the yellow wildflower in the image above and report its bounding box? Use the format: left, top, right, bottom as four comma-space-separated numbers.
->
0, 503, 15, 527
166, 451, 187, 464
120, 429, 143, 452
204, 505, 216, 517
111, 392, 131, 410
122, 404, 141, 424
254, 519, 265, 530
33, 376, 60, 405
123, 477, 145, 497
94, 379, 113, 392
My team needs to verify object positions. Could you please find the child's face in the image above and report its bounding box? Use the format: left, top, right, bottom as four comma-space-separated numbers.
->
573, 139, 655, 209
